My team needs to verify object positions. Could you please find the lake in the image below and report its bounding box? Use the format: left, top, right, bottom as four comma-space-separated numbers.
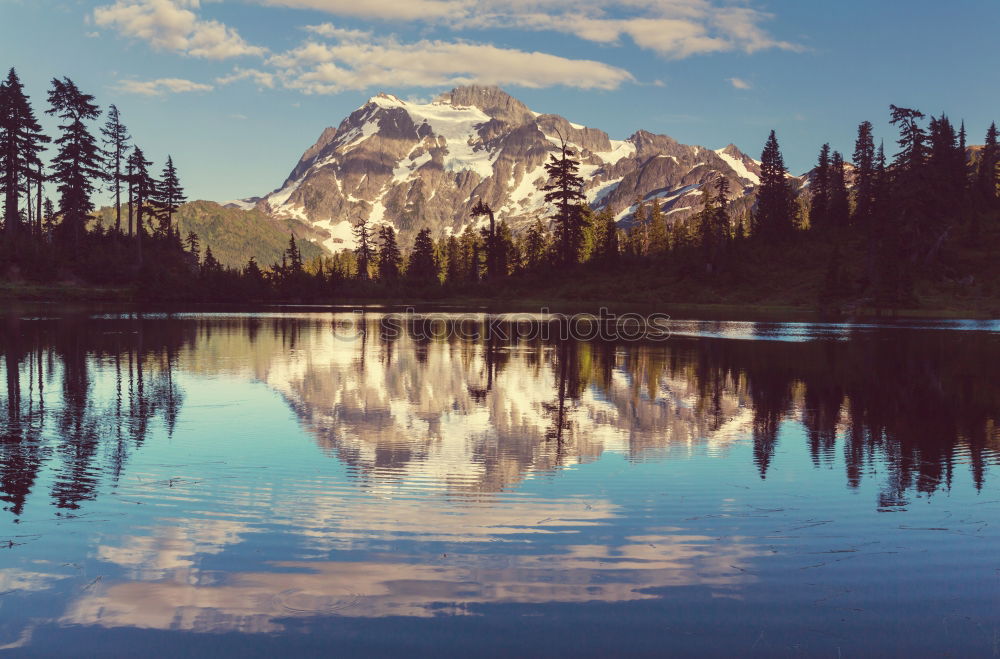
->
1, 309, 998, 657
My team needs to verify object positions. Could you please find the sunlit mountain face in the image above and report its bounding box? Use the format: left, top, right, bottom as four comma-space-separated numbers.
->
0, 312, 998, 655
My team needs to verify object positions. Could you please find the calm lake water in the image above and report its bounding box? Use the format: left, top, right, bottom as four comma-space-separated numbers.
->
1, 310, 998, 657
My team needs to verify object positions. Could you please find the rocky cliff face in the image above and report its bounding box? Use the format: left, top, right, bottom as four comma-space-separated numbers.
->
239, 86, 765, 252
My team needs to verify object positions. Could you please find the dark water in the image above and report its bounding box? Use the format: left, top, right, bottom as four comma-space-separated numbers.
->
0, 310, 998, 657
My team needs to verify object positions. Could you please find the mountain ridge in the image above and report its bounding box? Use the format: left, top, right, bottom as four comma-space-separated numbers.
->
230, 85, 769, 251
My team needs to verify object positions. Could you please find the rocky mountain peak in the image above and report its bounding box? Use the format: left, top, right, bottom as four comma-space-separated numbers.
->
438, 85, 536, 126
246, 87, 765, 254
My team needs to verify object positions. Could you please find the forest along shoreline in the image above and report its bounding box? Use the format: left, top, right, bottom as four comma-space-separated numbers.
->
2, 69, 999, 317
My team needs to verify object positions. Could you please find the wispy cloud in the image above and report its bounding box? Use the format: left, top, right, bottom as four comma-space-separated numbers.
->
257, 37, 635, 93
93, 0, 265, 59
92, 0, 795, 97
114, 77, 214, 95
216, 67, 276, 88
256, 0, 801, 58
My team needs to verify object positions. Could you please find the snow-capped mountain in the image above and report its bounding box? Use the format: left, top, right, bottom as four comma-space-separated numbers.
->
236, 86, 764, 252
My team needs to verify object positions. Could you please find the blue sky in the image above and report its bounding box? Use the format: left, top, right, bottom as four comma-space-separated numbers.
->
2, 0, 998, 203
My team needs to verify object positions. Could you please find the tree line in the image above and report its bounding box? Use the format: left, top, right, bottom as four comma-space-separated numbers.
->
3, 64, 999, 303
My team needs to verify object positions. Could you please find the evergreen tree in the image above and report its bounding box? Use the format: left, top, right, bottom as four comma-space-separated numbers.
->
471, 199, 503, 280
698, 182, 716, 257
42, 197, 55, 239
889, 105, 928, 172
244, 256, 265, 294
46, 77, 103, 247
754, 130, 795, 238
352, 215, 374, 281
595, 208, 618, 265
458, 225, 481, 281
630, 199, 647, 256
152, 155, 185, 236
376, 224, 402, 281
202, 245, 221, 274
828, 151, 850, 228
713, 176, 731, 243
444, 235, 462, 283
284, 235, 303, 275
852, 121, 876, 224
185, 231, 200, 259
0, 68, 49, 238
810, 143, 831, 229
647, 197, 668, 254
523, 219, 548, 270
127, 145, 154, 261
100, 104, 130, 234
978, 122, 998, 211
494, 219, 514, 276
542, 140, 586, 265
406, 228, 438, 283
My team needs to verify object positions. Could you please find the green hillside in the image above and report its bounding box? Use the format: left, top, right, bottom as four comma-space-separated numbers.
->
94, 201, 325, 269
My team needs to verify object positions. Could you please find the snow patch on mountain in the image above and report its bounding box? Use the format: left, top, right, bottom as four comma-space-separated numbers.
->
715, 148, 760, 185
594, 140, 636, 166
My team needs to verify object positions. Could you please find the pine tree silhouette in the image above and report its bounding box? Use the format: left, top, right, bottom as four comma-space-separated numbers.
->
100, 105, 130, 234
852, 121, 876, 225
810, 143, 831, 229
1, 68, 49, 239
542, 136, 586, 265
46, 77, 103, 248
754, 130, 795, 238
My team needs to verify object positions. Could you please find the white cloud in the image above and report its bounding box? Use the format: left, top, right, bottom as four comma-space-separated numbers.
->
93, 0, 265, 59
254, 0, 800, 59
260, 0, 459, 21
728, 77, 751, 90
216, 67, 276, 88
114, 77, 215, 95
303, 23, 373, 41
259, 37, 634, 93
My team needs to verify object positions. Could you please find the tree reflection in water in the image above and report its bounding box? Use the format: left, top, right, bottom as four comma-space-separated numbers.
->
1, 312, 997, 518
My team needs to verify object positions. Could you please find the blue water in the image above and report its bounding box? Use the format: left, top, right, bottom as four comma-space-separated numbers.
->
0, 311, 997, 657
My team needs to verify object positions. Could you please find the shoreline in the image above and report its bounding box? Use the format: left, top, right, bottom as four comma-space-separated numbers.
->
3, 282, 997, 321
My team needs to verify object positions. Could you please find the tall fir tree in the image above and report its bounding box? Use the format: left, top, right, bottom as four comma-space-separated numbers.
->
647, 197, 668, 254
127, 145, 154, 262
42, 197, 55, 239
828, 151, 850, 228
46, 77, 103, 247
754, 130, 795, 238
978, 122, 999, 211
376, 224, 402, 281
595, 208, 618, 265
406, 228, 438, 283
471, 199, 503, 280
523, 219, 548, 270
713, 176, 731, 243
810, 143, 831, 230
152, 155, 185, 236
100, 104, 130, 234
698, 182, 716, 258
352, 215, 374, 281
630, 199, 647, 256
1, 68, 49, 238
851, 121, 876, 225
285, 234, 303, 275
444, 235, 462, 283
542, 140, 586, 265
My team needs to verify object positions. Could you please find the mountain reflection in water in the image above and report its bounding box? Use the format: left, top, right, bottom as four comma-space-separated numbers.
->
0, 311, 998, 656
